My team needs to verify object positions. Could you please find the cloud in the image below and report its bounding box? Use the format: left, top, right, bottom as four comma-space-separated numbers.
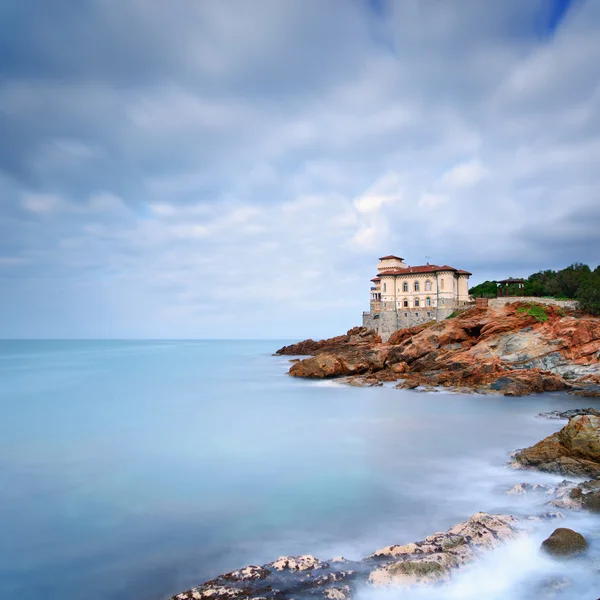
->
1, 0, 599, 337
21, 193, 63, 214
440, 160, 488, 188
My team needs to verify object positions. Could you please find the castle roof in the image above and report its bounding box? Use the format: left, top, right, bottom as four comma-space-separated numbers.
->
378, 255, 404, 261
370, 277, 381, 282
377, 264, 472, 277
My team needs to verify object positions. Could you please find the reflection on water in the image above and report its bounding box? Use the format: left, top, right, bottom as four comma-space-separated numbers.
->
0, 340, 599, 600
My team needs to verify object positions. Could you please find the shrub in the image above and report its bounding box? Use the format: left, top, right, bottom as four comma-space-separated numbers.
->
516, 303, 548, 322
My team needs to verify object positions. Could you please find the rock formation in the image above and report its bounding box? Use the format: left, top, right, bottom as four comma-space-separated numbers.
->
512, 415, 600, 477
276, 303, 600, 396
170, 513, 518, 600
275, 327, 380, 356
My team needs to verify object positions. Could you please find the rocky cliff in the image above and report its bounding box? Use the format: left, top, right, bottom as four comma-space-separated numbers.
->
276, 303, 600, 396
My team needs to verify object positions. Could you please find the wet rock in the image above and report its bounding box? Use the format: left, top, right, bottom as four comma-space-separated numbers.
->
534, 576, 572, 598
172, 514, 519, 599
340, 376, 382, 387
289, 346, 389, 379
538, 408, 600, 420
541, 528, 588, 558
525, 512, 565, 521
512, 415, 600, 478
506, 482, 553, 496
171, 556, 359, 600
394, 377, 420, 389
581, 491, 600, 512
367, 513, 518, 587
570, 384, 600, 397
269, 555, 325, 571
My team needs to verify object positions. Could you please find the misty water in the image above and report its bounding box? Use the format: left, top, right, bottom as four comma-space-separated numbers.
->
1, 340, 600, 600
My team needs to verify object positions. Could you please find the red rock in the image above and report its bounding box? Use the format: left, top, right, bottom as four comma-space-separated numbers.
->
282, 304, 600, 396
275, 327, 380, 356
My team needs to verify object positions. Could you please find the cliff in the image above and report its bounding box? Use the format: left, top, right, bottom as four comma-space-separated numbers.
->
276, 303, 600, 396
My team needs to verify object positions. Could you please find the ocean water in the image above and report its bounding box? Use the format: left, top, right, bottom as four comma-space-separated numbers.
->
1, 340, 600, 600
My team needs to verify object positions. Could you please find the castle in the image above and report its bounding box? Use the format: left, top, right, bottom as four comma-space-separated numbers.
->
362, 255, 472, 340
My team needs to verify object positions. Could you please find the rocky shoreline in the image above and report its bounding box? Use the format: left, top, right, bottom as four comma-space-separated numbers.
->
276, 303, 600, 396
169, 407, 600, 598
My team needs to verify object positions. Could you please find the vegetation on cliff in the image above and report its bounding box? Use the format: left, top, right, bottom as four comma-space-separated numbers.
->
469, 263, 600, 315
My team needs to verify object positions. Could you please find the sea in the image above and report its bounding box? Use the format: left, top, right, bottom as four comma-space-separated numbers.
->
1, 340, 600, 600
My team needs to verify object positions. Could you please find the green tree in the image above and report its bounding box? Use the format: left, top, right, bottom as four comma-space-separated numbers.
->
469, 280, 498, 298
577, 272, 600, 316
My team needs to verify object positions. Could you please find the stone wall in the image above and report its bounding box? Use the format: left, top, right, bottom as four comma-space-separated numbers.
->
362, 306, 464, 341
488, 297, 579, 310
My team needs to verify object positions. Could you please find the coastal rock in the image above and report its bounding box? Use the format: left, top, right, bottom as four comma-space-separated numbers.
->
569, 385, 600, 397
512, 415, 600, 478
283, 303, 600, 396
275, 327, 379, 356
367, 512, 518, 588
269, 555, 324, 571
288, 346, 388, 378
506, 482, 553, 497
538, 408, 600, 420
171, 514, 518, 599
387, 323, 432, 345
541, 528, 588, 558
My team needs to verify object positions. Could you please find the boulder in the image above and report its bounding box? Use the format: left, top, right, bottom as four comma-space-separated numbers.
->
289, 346, 388, 379
512, 415, 600, 477
559, 415, 600, 462
541, 528, 588, 558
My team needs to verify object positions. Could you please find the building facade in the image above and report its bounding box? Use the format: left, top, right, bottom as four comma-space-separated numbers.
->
362, 255, 472, 340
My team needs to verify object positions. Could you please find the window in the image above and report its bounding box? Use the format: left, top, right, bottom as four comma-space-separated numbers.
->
404, 312, 408, 317
414, 281, 420, 292
415, 298, 420, 307
427, 312, 431, 318
383, 282, 387, 292
415, 312, 419, 317
403, 282, 408, 292
440, 278, 445, 290
426, 297, 431, 307
441, 298, 445, 305
425, 280, 432, 291
403, 299, 408, 307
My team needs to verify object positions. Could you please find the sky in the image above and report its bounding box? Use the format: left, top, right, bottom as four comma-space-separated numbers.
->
1, 0, 599, 339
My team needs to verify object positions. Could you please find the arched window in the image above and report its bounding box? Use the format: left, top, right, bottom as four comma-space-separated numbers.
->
403, 282, 408, 292
403, 299, 408, 308
440, 278, 445, 290
415, 298, 420, 307
383, 282, 387, 292
426, 297, 431, 307
414, 281, 420, 292
425, 280, 432, 291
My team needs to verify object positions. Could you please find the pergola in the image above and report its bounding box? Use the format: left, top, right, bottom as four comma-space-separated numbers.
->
497, 278, 525, 297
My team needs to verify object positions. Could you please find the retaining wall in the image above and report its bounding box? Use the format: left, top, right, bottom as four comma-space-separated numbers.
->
488, 297, 579, 310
